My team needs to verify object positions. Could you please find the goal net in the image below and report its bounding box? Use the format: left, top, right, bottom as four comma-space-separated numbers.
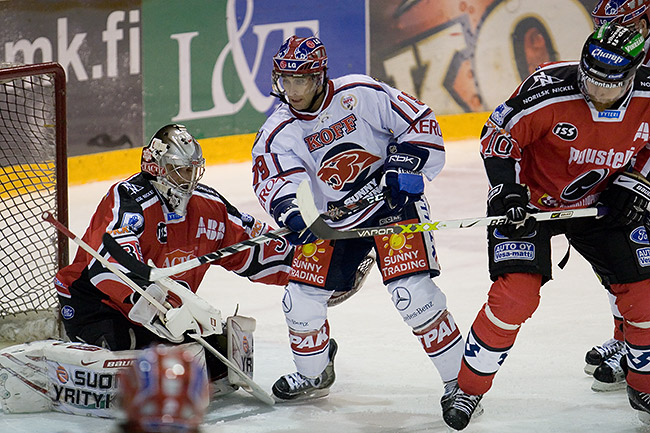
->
0, 62, 68, 343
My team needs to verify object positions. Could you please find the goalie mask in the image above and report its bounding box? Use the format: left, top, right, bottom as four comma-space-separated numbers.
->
119, 344, 209, 433
271, 35, 328, 111
578, 22, 644, 108
141, 124, 205, 216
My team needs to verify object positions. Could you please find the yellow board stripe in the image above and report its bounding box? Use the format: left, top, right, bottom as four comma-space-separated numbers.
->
61, 111, 489, 185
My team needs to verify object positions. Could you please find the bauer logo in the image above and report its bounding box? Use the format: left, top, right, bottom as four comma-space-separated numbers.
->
61, 305, 75, 320
636, 247, 650, 267
494, 241, 535, 262
630, 226, 649, 245
121, 212, 144, 231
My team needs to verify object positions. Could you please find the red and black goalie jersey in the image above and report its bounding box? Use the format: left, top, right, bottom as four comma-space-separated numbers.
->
55, 172, 292, 318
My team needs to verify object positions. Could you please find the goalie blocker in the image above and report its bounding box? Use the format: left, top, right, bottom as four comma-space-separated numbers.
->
0, 315, 256, 418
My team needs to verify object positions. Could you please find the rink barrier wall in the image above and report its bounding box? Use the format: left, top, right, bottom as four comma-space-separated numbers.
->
67, 111, 490, 185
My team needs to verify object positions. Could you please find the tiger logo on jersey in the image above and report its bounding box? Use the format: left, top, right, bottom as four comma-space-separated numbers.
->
317, 144, 380, 191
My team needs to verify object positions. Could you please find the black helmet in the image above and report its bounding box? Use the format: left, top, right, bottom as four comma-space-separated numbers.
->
580, 22, 644, 84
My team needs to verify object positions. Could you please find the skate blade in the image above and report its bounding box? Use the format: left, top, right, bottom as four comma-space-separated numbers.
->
638, 410, 650, 425
584, 364, 597, 376
273, 387, 330, 404
591, 379, 626, 392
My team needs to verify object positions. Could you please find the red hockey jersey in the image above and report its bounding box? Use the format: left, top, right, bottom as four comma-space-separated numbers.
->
480, 61, 650, 211
55, 173, 292, 318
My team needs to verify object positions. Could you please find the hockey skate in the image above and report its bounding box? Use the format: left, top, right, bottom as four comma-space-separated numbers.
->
627, 385, 650, 425
584, 338, 625, 375
442, 388, 484, 431
441, 379, 459, 412
591, 347, 627, 392
272, 339, 337, 401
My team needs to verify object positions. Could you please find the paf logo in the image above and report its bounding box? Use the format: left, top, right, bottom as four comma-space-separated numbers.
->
317, 144, 380, 191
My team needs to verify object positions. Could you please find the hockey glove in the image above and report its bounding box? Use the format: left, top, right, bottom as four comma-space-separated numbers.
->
128, 284, 184, 343
273, 197, 318, 245
382, 141, 429, 208
598, 171, 650, 226
487, 183, 537, 238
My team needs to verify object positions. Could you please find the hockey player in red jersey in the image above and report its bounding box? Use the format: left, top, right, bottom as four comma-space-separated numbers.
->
442, 23, 650, 430
583, 0, 650, 393
252, 35, 465, 409
118, 344, 209, 433
55, 124, 292, 381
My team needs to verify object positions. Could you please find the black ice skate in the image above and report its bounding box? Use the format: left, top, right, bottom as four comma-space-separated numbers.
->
272, 339, 337, 401
443, 388, 484, 431
441, 379, 459, 412
592, 347, 627, 392
584, 338, 625, 375
627, 385, 650, 425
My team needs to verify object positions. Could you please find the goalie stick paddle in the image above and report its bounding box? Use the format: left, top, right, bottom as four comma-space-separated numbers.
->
42, 212, 276, 406
296, 180, 607, 240
100, 188, 387, 282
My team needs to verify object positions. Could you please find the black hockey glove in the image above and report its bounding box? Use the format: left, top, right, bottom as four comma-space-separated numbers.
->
598, 171, 650, 226
382, 141, 429, 208
487, 183, 537, 238
273, 197, 318, 245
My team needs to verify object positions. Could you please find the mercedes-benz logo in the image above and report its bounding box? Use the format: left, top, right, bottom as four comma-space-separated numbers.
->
391, 287, 411, 311
282, 290, 292, 313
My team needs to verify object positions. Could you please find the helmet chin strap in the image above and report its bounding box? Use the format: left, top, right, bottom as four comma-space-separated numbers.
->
304, 82, 326, 112
151, 179, 191, 216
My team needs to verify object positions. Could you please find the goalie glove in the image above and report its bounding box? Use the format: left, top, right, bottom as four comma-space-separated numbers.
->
598, 171, 650, 226
128, 284, 184, 343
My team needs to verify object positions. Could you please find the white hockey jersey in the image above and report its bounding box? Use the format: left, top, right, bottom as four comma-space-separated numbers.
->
252, 74, 445, 229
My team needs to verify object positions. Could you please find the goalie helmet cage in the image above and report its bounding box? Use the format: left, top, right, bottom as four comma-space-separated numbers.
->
0, 62, 68, 343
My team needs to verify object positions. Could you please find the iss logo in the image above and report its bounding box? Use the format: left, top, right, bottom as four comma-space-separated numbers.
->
391, 287, 412, 311
552, 122, 578, 141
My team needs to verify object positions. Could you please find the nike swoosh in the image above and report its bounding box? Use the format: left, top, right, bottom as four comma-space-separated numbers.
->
81, 360, 98, 366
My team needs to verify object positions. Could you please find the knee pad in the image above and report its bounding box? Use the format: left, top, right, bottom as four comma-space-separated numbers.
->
282, 282, 332, 333
486, 273, 542, 327
386, 274, 447, 329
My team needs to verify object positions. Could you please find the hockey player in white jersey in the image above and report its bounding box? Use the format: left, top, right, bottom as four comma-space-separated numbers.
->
252, 35, 465, 410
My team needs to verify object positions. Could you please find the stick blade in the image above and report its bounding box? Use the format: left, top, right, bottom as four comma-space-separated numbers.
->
296, 180, 320, 227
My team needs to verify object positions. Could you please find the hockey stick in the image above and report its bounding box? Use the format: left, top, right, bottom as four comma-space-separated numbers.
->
100, 188, 387, 282
296, 180, 607, 240
42, 212, 276, 406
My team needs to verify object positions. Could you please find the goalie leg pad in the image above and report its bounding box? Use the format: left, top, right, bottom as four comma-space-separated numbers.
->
226, 315, 256, 387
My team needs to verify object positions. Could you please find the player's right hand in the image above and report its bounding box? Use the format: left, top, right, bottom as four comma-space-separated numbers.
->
487, 183, 537, 238
273, 197, 318, 245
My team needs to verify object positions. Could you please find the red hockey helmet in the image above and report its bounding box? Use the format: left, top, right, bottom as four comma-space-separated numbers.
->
591, 0, 626, 28
119, 344, 210, 433
618, 0, 650, 28
272, 35, 327, 76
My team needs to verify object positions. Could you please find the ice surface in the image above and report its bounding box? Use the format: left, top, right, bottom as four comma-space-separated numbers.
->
1, 139, 647, 432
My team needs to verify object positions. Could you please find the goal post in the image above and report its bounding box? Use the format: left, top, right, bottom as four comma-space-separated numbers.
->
0, 62, 68, 343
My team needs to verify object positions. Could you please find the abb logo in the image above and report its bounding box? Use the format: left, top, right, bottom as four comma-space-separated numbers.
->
195, 217, 225, 241
415, 311, 460, 355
